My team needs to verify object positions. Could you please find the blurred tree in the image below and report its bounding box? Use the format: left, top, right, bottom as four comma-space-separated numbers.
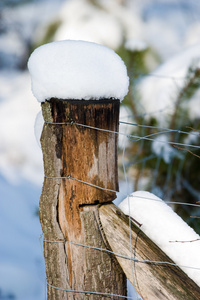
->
30, 0, 200, 231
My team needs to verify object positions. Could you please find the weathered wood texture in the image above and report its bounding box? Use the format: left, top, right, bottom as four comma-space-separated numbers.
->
39, 99, 126, 299
99, 203, 200, 300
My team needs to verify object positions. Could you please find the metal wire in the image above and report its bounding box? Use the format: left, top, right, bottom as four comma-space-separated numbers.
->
41, 112, 200, 297
41, 235, 200, 272
44, 120, 200, 150
44, 174, 200, 208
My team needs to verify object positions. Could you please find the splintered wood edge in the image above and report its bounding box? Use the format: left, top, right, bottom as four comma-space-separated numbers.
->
99, 203, 200, 300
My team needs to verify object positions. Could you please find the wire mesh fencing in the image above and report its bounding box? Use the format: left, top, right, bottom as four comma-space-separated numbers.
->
39, 108, 200, 299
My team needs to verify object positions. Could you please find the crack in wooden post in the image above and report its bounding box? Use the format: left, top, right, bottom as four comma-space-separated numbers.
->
39, 98, 127, 299
99, 203, 200, 300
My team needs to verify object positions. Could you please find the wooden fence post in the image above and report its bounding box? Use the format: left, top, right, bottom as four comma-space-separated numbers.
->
99, 203, 200, 300
39, 98, 127, 299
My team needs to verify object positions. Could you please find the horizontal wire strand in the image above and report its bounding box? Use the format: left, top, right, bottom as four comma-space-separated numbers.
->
44, 175, 200, 208
46, 281, 134, 299
119, 121, 199, 138
132, 72, 190, 80
42, 236, 200, 272
42, 116, 200, 296
44, 121, 200, 150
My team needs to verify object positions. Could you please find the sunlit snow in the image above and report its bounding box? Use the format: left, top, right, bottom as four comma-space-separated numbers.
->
119, 191, 200, 286
138, 44, 200, 125
1, 1, 200, 299
28, 40, 129, 102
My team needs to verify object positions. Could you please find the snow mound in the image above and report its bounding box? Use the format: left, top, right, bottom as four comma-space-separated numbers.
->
138, 44, 200, 125
28, 40, 129, 102
119, 191, 200, 286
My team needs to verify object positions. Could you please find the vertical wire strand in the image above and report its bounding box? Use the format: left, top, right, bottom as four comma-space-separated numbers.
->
122, 130, 139, 299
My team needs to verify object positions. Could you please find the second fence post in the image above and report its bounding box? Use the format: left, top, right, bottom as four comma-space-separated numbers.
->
39, 98, 127, 299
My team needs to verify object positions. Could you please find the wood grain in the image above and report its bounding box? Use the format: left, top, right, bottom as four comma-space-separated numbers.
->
39, 98, 126, 299
99, 203, 200, 300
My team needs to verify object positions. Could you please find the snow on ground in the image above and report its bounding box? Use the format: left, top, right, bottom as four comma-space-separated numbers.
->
137, 43, 200, 125
99, 0, 144, 42
0, 0, 64, 69
0, 1, 65, 298
54, 0, 123, 50
119, 191, 200, 286
0, 70, 45, 299
1, 0, 200, 299
54, 0, 144, 50
139, 0, 200, 59
0, 71, 43, 185
28, 40, 129, 102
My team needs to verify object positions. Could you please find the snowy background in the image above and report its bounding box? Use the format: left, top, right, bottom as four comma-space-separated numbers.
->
1, 0, 200, 299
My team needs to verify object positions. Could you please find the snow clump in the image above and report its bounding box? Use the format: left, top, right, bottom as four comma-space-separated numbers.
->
28, 40, 129, 102
137, 44, 200, 125
119, 191, 200, 286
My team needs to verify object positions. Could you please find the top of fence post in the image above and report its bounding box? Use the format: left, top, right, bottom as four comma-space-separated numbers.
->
41, 97, 120, 204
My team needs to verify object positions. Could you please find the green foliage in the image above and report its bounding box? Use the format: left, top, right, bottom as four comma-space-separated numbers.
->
117, 45, 160, 124
33, 20, 61, 51
118, 49, 200, 231
27, 0, 200, 231
176, 67, 200, 103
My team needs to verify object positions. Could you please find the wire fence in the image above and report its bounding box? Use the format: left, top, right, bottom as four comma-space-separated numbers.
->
45, 119, 200, 206
38, 36, 200, 297
40, 232, 200, 300
40, 114, 200, 299
32, 0, 200, 295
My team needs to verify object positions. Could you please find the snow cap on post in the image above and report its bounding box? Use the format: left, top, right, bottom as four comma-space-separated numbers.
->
28, 40, 129, 102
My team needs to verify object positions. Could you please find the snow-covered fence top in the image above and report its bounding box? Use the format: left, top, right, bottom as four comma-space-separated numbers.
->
28, 40, 129, 102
